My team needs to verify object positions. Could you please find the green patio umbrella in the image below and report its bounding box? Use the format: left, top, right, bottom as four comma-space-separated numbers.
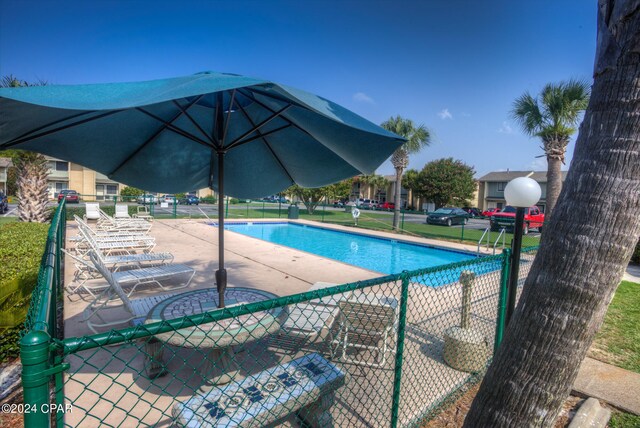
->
0, 71, 405, 307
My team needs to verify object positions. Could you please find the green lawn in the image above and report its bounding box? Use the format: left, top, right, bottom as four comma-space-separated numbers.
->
609, 412, 640, 428
0, 217, 18, 226
591, 281, 640, 373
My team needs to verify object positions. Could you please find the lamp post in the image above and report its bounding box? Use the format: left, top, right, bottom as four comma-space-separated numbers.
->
504, 177, 541, 325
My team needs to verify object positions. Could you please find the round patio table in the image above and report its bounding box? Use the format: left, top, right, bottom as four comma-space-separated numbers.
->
144, 287, 285, 389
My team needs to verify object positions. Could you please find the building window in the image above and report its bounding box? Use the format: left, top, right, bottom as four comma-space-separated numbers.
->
497, 182, 506, 192
106, 185, 118, 195
48, 161, 69, 172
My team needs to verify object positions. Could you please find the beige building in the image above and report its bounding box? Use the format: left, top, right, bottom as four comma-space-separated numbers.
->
353, 174, 479, 211
477, 170, 568, 213
0, 157, 11, 194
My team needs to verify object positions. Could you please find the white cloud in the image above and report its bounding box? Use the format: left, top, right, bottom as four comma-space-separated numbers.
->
353, 92, 375, 104
498, 121, 513, 134
461, 112, 471, 117
437, 108, 452, 120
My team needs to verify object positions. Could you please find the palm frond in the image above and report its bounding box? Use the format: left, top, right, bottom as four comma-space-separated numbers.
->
511, 92, 544, 135
381, 115, 431, 155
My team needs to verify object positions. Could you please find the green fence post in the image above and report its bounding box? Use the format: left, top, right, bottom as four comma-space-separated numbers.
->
321, 199, 326, 222
21, 331, 53, 428
461, 222, 465, 242
113, 195, 117, 208
494, 248, 511, 353
225, 196, 229, 218
173, 197, 177, 218
262, 201, 265, 218
390, 275, 410, 428
400, 208, 405, 231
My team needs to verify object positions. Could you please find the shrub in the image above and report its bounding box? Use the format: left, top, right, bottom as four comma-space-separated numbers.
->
119, 186, 144, 198
0, 222, 48, 362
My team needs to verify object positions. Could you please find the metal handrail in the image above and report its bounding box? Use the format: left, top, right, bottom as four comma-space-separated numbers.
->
493, 228, 507, 255
477, 227, 490, 255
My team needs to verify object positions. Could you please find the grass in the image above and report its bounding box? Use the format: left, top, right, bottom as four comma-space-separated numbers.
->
591, 281, 640, 373
609, 412, 640, 427
0, 217, 18, 225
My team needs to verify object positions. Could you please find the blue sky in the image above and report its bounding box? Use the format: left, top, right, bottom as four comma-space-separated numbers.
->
0, 0, 597, 178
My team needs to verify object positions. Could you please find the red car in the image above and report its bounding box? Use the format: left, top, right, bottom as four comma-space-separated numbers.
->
377, 201, 395, 210
57, 189, 80, 203
481, 208, 501, 217
490, 205, 545, 234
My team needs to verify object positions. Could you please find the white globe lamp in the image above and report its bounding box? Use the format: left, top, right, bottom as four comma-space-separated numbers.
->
504, 177, 541, 208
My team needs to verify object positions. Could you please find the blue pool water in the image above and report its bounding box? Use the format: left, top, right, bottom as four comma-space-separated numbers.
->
223, 223, 497, 282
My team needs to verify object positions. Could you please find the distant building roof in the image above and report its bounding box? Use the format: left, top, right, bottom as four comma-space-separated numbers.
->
0, 157, 12, 168
478, 170, 568, 183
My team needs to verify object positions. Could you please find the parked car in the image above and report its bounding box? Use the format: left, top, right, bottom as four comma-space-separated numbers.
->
332, 200, 345, 208
490, 205, 545, 234
377, 201, 395, 211
57, 189, 80, 203
481, 208, 501, 217
137, 194, 158, 204
0, 192, 8, 214
359, 199, 378, 210
162, 194, 177, 204
463, 207, 481, 217
179, 194, 200, 205
426, 207, 470, 226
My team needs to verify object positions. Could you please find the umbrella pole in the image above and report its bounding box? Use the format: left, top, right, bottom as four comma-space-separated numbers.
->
215, 151, 226, 308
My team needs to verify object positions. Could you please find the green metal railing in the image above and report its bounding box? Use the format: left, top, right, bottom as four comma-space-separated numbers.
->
21, 200, 67, 428
20, 205, 538, 427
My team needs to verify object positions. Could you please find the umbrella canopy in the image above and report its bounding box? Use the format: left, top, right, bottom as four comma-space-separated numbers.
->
0, 71, 405, 306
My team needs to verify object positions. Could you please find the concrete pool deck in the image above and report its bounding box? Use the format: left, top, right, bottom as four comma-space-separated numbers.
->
62, 218, 506, 427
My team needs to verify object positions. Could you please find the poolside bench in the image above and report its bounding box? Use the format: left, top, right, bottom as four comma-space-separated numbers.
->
173, 353, 345, 428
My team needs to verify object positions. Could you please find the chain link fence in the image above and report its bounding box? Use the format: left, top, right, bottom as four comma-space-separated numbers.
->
21, 201, 538, 427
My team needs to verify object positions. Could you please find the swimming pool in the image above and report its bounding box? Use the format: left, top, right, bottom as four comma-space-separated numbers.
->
223, 222, 497, 281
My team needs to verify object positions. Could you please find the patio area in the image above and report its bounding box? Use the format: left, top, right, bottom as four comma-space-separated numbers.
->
60, 218, 521, 427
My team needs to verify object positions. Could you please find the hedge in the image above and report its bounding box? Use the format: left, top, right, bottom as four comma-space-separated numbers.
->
0, 222, 49, 362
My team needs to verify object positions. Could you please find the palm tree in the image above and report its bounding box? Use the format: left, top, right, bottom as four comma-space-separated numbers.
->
511, 79, 590, 215
0, 76, 50, 222
381, 116, 431, 229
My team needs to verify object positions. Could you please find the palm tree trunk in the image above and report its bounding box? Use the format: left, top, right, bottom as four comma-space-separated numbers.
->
545, 155, 563, 215
465, 2, 640, 425
392, 167, 403, 229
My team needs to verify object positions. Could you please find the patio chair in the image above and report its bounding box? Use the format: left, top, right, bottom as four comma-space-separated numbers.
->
330, 293, 399, 368
115, 203, 130, 218
75, 220, 156, 256
98, 210, 152, 233
83, 251, 195, 333
62, 248, 109, 301
278, 282, 349, 347
75, 215, 151, 239
133, 206, 154, 222
84, 202, 100, 221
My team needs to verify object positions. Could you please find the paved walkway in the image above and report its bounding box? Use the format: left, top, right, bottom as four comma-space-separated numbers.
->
574, 357, 640, 415
623, 263, 640, 283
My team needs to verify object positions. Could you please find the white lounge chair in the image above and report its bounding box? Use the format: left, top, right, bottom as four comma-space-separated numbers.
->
75, 220, 156, 256
330, 293, 398, 368
115, 203, 131, 218
84, 251, 195, 333
98, 210, 152, 233
279, 282, 348, 344
133, 206, 154, 222
84, 203, 100, 221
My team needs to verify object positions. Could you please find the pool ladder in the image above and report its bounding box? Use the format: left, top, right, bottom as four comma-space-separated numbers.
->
477, 227, 507, 255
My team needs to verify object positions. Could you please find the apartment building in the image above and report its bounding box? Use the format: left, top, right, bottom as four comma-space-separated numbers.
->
477, 170, 568, 213
0, 157, 10, 194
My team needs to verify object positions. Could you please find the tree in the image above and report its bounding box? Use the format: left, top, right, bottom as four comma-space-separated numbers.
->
1, 77, 49, 223
359, 174, 389, 201
465, 2, 640, 426
286, 178, 354, 214
380, 116, 431, 229
119, 186, 144, 198
411, 158, 475, 208
13, 152, 49, 222
512, 80, 590, 216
